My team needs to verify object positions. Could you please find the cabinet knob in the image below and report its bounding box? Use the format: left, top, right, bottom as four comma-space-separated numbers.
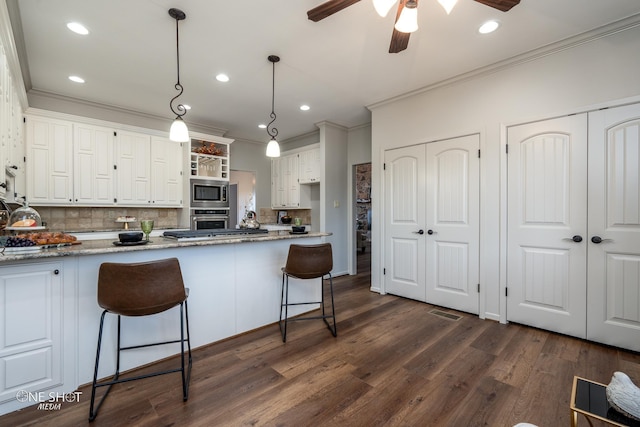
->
53, 269, 59, 275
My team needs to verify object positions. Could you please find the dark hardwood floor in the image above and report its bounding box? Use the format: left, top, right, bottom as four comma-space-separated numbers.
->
3, 250, 639, 427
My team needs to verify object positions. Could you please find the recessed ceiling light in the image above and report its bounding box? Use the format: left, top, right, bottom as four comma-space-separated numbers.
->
68, 75, 85, 83
216, 74, 229, 82
258, 124, 267, 129
478, 20, 500, 34
67, 22, 89, 35
300, 105, 310, 111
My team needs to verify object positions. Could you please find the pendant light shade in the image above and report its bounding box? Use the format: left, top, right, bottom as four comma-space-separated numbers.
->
265, 55, 281, 158
170, 116, 189, 142
266, 138, 281, 157
437, 0, 458, 14
373, 0, 397, 17
168, 8, 189, 142
394, 1, 418, 33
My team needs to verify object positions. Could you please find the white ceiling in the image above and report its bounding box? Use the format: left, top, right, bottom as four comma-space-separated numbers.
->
9, 0, 640, 143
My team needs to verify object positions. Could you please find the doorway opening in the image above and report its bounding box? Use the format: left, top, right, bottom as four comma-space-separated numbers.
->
354, 163, 371, 276
229, 170, 256, 229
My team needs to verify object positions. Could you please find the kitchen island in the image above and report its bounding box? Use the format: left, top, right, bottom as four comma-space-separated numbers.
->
0, 230, 329, 415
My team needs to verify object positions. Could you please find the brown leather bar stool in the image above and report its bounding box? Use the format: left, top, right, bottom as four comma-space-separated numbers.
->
279, 243, 337, 342
89, 258, 192, 421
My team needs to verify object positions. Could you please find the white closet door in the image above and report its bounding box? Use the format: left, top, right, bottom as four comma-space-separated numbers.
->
425, 135, 480, 314
587, 103, 640, 352
507, 115, 588, 338
384, 144, 427, 301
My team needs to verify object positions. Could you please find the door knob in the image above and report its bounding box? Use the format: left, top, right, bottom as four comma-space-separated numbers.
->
427, 229, 434, 235
413, 229, 424, 235
562, 235, 583, 243
591, 236, 613, 244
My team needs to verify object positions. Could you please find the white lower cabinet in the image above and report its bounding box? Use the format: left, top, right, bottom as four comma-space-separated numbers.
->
0, 260, 76, 415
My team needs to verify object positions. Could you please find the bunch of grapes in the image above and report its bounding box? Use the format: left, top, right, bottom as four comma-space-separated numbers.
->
4, 237, 36, 247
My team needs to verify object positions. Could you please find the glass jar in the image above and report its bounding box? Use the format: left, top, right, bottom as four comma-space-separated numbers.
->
8, 203, 43, 228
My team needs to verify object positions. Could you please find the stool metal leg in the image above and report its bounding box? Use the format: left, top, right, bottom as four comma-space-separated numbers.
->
89, 306, 192, 421
279, 273, 290, 342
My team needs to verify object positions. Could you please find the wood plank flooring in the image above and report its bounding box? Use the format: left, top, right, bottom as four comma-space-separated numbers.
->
2, 251, 639, 427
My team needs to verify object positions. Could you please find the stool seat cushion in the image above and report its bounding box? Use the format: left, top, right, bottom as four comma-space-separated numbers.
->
97, 258, 187, 316
282, 243, 333, 280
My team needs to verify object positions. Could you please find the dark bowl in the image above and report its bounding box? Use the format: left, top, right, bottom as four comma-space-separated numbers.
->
119, 232, 143, 243
292, 226, 306, 233
280, 216, 292, 224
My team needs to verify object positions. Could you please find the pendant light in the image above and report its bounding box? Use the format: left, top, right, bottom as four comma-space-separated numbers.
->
265, 55, 281, 158
168, 8, 189, 142
395, 0, 419, 33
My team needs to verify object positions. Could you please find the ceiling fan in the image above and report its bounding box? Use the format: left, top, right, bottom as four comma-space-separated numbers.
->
307, 0, 521, 53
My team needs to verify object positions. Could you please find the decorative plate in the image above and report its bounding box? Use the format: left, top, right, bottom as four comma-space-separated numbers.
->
112, 240, 149, 246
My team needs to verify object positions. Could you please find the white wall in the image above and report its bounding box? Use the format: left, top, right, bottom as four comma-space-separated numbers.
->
369, 20, 640, 321
319, 122, 349, 276
229, 139, 272, 211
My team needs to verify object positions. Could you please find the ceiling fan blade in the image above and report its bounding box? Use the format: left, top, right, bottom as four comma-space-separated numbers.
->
307, 0, 361, 22
473, 0, 520, 12
389, 0, 412, 53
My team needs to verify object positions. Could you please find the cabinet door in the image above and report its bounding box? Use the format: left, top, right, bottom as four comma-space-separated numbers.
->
284, 154, 300, 207
299, 148, 320, 183
26, 116, 74, 204
115, 130, 150, 205
151, 136, 183, 206
73, 124, 114, 205
0, 262, 63, 405
271, 157, 286, 208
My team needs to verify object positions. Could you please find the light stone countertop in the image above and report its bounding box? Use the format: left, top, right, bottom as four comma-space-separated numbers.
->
0, 230, 330, 263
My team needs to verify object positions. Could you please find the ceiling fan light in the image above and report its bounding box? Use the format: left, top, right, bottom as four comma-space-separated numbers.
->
266, 138, 280, 157
394, 2, 418, 33
373, 0, 397, 18
170, 116, 190, 142
437, 0, 458, 15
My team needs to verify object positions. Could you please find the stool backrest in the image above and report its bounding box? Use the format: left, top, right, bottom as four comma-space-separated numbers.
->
284, 243, 333, 279
97, 257, 186, 316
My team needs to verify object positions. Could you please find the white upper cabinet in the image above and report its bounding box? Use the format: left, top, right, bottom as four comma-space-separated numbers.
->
25, 112, 189, 208
298, 147, 321, 184
115, 130, 151, 205
26, 115, 74, 205
73, 124, 115, 205
151, 136, 183, 206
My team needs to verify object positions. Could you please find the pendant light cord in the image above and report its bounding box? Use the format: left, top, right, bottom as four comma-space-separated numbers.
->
169, 9, 186, 118
266, 55, 280, 140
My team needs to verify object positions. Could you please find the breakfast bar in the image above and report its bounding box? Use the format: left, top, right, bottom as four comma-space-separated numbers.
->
0, 231, 329, 415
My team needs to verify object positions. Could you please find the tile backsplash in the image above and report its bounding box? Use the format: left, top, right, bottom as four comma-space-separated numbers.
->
30, 207, 180, 232
259, 208, 311, 225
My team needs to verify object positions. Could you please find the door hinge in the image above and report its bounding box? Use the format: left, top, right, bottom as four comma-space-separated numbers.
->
383, 268, 386, 275
113, 165, 117, 170
114, 198, 117, 203
23, 117, 26, 123
477, 283, 480, 293
478, 149, 481, 158
505, 287, 508, 297
383, 163, 386, 170
505, 144, 509, 154
113, 131, 117, 136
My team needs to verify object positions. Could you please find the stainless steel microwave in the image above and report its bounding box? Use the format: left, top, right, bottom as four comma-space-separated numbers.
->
190, 179, 229, 208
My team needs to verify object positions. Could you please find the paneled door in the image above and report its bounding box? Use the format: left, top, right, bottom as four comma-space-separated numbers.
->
384, 135, 480, 313
506, 115, 588, 338
425, 135, 480, 314
384, 144, 427, 301
587, 103, 640, 352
